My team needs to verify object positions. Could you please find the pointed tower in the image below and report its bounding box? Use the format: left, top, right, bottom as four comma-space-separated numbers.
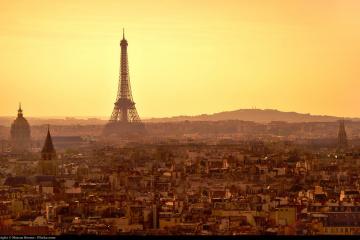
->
337, 119, 348, 151
38, 126, 57, 176
103, 29, 145, 138
10, 103, 31, 153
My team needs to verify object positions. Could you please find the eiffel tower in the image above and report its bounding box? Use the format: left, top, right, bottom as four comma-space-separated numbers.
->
103, 30, 145, 138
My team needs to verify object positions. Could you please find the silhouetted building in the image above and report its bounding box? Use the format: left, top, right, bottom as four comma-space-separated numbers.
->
10, 104, 31, 153
337, 119, 348, 151
103, 29, 145, 138
52, 136, 85, 150
38, 127, 57, 176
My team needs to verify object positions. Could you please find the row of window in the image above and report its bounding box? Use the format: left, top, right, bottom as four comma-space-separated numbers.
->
324, 227, 359, 234
309, 206, 360, 212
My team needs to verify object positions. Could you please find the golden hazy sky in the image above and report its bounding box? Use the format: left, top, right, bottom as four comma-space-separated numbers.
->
1, 0, 360, 118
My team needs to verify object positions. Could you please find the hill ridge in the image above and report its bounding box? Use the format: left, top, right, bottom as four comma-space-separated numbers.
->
146, 108, 360, 123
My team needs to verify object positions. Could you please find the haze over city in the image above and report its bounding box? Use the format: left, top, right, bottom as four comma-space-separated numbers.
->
3, 0, 360, 238
1, 0, 360, 118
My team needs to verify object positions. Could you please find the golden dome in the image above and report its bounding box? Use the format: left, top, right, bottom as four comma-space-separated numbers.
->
10, 104, 31, 152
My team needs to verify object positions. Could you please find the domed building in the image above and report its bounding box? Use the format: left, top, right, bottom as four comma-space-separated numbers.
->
10, 104, 31, 153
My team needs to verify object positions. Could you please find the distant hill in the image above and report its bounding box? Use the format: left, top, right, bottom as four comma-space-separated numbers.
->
146, 109, 360, 123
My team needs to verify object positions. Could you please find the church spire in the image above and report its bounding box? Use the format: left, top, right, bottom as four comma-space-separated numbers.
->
18, 103, 23, 117
39, 125, 57, 176
41, 125, 56, 159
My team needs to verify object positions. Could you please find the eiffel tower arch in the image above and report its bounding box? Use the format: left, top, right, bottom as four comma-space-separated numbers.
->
103, 30, 146, 138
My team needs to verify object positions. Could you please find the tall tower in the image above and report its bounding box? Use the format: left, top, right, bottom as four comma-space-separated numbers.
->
337, 119, 348, 151
38, 126, 57, 176
103, 30, 145, 137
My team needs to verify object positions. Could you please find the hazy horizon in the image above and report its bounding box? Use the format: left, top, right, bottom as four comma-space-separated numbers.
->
1, 107, 360, 120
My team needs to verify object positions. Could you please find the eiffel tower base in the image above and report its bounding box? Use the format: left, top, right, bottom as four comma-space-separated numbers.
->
102, 122, 146, 139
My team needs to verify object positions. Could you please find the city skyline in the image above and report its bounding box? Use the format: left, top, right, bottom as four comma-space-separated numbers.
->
1, 0, 360, 118
2, 1, 360, 237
